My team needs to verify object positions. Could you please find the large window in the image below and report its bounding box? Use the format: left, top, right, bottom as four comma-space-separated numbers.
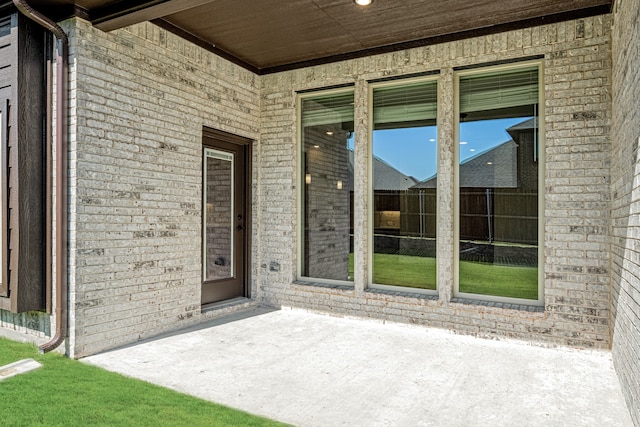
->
370, 78, 438, 291
456, 62, 542, 303
299, 89, 354, 283
298, 62, 542, 305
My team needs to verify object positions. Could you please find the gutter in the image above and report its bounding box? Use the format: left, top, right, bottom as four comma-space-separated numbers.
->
12, 0, 68, 354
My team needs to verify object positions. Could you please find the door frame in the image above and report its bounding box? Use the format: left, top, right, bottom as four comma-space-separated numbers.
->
202, 127, 252, 305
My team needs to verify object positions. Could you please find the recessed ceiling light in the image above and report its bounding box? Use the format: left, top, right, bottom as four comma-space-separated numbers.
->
326, 131, 334, 136
469, 149, 476, 152
354, 0, 373, 6
486, 161, 493, 165
459, 141, 467, 145
429, 138, 436, 142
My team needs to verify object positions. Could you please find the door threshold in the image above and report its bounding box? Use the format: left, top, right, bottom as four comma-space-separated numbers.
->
202, 297, 249, 312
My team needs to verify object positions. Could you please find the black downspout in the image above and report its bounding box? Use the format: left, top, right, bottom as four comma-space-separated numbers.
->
12, 0, 68, 354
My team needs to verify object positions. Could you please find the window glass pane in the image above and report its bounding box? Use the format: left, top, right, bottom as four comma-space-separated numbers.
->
301, 91, 354, 281
458, 66, 539, 300
372, 80, 438, 289
204, 148, 234, 281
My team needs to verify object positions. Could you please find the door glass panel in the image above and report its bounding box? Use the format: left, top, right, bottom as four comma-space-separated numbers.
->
204, 148, 234, 281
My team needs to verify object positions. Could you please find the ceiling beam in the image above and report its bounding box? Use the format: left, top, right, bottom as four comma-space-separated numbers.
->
92, 0, 215, 31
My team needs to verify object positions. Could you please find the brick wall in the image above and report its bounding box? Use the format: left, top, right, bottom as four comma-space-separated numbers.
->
260, 15, 612, 349
68, 19, 260, 357
610, 0, 640, 423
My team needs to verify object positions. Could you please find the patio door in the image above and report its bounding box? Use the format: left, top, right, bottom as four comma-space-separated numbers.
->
202, 130, 251, 305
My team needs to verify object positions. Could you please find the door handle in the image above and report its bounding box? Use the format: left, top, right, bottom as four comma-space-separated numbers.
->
236, 225, 244, 231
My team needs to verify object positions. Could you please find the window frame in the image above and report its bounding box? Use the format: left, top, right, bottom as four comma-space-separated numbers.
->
453, 60, 545, 306
296, 86, 356, 287
367, 75, 440, 296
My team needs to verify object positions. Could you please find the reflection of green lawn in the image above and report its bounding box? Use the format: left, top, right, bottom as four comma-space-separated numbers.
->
373, 253, 437, 289
349, 253, 538, 299
459, 261, 538, 300
349, 253, 436, 290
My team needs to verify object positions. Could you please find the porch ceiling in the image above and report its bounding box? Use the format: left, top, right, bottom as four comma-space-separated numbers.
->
27, 0, 612, 74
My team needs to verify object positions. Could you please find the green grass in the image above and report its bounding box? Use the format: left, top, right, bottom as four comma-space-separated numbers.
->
349, 253, 538, 299
0, 338, 287, 427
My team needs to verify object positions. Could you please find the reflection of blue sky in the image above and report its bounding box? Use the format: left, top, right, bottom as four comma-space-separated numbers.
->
366, 117, 530, 181
372, 127, 437, 181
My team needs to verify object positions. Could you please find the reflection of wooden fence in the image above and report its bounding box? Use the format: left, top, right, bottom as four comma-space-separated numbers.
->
494, 189, 538, 244
400, 191, 436, 238
460, 189, 489, 241
460, 188, 537, 245
370, 191, 437, 237
362, 188, 537, 245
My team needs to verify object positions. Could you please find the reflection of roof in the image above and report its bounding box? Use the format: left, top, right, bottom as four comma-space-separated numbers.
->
413, 140, 518, 189
413, 116, 538, 189
507, 117, 538, 131
348, 150, 417, 191
506, 117, 537, 145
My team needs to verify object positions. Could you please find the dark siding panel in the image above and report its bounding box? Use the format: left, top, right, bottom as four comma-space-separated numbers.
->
12, 13, 46, 312
6, 12, 17, 305
0, 14, 11, 299
0, 11, 46, 312
0, 100, 6, 299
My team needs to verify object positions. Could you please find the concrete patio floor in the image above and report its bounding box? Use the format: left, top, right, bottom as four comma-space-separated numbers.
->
83, 307, 633, 426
